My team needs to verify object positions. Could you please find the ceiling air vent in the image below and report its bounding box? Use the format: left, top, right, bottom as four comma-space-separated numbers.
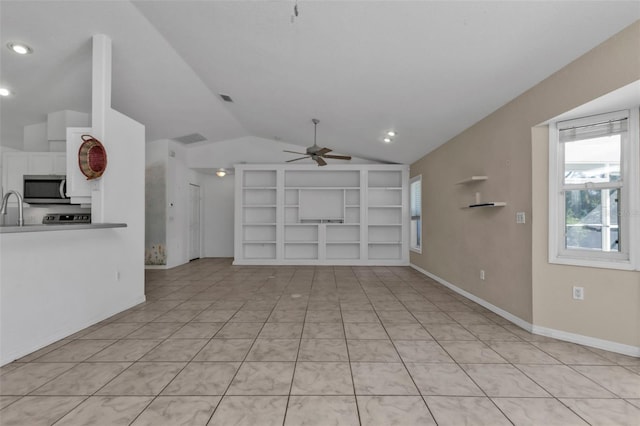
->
219, 94, 234, 103
172, 133, 207, 144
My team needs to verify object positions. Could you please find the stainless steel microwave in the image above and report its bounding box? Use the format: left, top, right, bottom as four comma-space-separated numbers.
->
23, 175, 70, 204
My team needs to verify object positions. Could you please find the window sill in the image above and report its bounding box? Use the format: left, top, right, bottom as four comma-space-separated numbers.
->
410, 247, 422, 254
549, 255, 636, 271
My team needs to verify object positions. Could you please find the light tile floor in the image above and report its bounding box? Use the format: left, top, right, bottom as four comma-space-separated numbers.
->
1, 259, 639, 425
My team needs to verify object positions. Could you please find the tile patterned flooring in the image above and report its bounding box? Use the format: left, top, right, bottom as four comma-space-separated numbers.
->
1, 258, 639, 425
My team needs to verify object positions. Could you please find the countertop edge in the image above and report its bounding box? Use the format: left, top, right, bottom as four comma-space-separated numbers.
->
0, 223, 127, 234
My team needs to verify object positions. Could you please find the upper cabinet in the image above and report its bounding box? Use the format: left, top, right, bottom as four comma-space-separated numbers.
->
234, 164, 409, 266
1, 152, 66, 202
65, 127, 94, 204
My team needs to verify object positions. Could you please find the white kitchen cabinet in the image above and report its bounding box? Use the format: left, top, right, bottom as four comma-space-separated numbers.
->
1, 152, 67, 202
65, 127, 93, 204
28, 152, 66, 175
234, 164, 409, 266
2, 153, 29, 197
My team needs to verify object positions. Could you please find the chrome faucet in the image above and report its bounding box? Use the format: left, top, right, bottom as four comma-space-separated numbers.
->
0, 190, 24, 226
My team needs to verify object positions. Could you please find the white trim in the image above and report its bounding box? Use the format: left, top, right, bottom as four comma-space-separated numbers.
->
532, 324, 640, 358
549, 108, 639, 270
409, 174, 422, 253
409, 264, 533, 332
410, 264, 640, 358
550, 255, 635, 271
626, 108, 640, 269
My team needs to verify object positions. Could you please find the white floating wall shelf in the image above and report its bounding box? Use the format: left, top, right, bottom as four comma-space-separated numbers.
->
456, 176, 488, 185
467, 202, 507, 208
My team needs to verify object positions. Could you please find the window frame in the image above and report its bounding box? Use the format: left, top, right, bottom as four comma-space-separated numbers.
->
548, 108, 639, 271
409, 174, 422, 254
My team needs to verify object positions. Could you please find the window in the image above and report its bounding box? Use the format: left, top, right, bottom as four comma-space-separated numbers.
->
549, 109, 639, 270
410, 175, 422, 253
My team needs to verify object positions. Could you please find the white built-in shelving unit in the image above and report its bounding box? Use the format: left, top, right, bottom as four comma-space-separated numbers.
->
234, 164, 409, 265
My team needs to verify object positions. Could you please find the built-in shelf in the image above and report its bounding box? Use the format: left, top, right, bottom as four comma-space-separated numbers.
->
467, 202, 507, 208
285, 241, 319, 244
456, 176, 488, 185
286, 186, 360, 190
236, 165, 409, 265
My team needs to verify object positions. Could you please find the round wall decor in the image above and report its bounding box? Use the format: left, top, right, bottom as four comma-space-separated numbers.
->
78, 134, 107, 180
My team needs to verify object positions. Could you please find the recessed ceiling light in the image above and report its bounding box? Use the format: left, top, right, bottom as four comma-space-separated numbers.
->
216, 169, 227, 177
387, 131, 396, 137
383, 137, 392, 143
7, 42, 32, 55
0, 88, 11, 97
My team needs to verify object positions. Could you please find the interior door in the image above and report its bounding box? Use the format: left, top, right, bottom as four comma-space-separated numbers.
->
189, 183, 201, 261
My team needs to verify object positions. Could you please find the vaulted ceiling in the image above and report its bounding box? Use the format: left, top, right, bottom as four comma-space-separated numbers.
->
1, 1, 638, 163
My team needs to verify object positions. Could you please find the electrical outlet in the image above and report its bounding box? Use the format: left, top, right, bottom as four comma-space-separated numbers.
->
480, 270, 485, 280
516, 212, 526, 224
572, 286, 584, 300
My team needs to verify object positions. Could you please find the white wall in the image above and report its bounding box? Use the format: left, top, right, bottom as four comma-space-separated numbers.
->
23, 122, 48, 152
0, 107, 146, 365
202, 173, 235, 257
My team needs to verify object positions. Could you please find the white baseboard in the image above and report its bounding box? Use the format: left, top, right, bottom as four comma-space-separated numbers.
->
409, 264, 534, 332
0, 294, 146, 366
145, 264, 168, 270
532, 324, 640, 357
410, 264, 639, 358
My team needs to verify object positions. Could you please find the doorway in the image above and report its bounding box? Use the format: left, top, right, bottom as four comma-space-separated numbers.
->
188, 183, 201, 261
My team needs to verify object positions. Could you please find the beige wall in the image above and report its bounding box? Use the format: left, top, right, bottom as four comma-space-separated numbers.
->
411, 22, 640, 340
532, 126, 640, 347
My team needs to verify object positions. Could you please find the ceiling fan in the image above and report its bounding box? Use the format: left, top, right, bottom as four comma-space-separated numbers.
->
284, 118, 352, 166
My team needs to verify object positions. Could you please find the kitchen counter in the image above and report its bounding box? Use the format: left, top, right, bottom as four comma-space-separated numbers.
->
0, 223, 127, 234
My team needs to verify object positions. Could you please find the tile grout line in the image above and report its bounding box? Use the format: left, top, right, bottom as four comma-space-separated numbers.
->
4, 260, 638, 425
282, 267, 314, 426
338, 267, 363, 426
380, 267, 516, 426
204, 271, 295, 425
364, 268, 444, 425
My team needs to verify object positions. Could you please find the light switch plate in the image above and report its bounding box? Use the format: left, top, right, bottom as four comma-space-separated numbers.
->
516, 212, 526, 224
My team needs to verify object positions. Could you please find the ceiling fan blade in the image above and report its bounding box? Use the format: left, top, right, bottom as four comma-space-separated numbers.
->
286, 156, 310, 163
283, 150, 308, 155
315, 156, 327, 166
323, 154, 352, 160
316, 147, 332, 155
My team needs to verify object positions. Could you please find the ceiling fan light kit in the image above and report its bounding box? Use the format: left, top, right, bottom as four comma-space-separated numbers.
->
284, 118, 352, 167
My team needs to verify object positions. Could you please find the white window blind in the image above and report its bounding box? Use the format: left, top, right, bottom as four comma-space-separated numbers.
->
410, 179, 421, 219
559, 117, 628, 143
